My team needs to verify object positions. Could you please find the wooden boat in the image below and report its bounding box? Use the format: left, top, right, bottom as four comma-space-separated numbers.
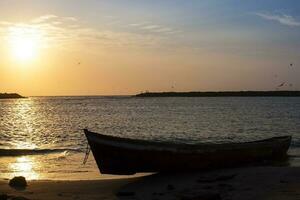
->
84, 129, 291, 175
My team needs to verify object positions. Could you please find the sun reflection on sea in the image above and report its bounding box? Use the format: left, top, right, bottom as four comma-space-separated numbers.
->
7, 98, 40, 149
9, 156, 40, 180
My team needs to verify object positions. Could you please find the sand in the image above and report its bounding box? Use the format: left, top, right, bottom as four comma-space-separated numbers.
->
1, 166, 300, 200
0, 178, 139, 200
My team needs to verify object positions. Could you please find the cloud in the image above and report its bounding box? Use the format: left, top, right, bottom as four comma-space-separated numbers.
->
31, 14, 58, 23
129, 22, 147, 27
255, 12, 300, 27
0, 21, 12, 25
128, 22, 181, 35
0, 14, 171, 51
64, 17, 77, 22
141, 25, 161, 30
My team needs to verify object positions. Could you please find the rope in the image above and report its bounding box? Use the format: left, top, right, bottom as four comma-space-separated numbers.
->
83, 142, 91, 165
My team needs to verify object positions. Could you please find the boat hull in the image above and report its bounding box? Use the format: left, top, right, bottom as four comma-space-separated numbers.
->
84, 129, 291, 175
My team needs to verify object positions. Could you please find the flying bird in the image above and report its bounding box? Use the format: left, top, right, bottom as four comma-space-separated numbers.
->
277, 82, 285, 88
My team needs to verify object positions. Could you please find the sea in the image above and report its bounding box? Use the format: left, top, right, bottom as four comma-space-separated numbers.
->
0, 96, 299, 180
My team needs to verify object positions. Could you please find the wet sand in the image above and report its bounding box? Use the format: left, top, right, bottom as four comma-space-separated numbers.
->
1, 166, 300, 200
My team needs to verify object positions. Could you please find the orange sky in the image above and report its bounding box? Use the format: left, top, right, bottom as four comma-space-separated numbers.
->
0, 1, 299, 96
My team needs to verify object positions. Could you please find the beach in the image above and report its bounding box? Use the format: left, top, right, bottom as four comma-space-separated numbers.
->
1, 166, 299, 200
0, 177, 137, 200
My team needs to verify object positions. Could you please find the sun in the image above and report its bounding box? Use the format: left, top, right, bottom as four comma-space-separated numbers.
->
11, 37, 37, 60
8, 25, 43, 62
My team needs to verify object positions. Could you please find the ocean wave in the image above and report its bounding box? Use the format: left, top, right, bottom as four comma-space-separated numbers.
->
0, 148, 81, 157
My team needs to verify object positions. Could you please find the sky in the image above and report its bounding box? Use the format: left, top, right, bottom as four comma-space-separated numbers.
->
0, 0, 300, 96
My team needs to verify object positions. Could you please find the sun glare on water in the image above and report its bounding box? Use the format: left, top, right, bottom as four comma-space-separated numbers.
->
8, 25, 44, 62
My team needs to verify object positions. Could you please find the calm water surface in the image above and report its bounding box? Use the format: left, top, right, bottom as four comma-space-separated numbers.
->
0, 96, 299, 180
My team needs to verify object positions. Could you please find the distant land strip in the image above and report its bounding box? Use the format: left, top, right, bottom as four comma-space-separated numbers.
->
135, 91, 300, 97
0, 93, 25, 99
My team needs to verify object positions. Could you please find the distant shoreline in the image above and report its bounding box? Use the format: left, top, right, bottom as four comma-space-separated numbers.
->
0, 93, 25, 99
135, 91, 300, 97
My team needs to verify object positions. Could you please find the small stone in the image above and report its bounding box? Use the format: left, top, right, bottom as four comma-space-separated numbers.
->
9, 176, 27, 188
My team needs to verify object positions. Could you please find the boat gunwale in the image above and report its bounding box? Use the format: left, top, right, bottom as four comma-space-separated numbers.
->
84, 129, 292, 151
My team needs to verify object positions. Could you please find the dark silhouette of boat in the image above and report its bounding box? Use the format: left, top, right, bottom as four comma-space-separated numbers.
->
84, 129, 291, 175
